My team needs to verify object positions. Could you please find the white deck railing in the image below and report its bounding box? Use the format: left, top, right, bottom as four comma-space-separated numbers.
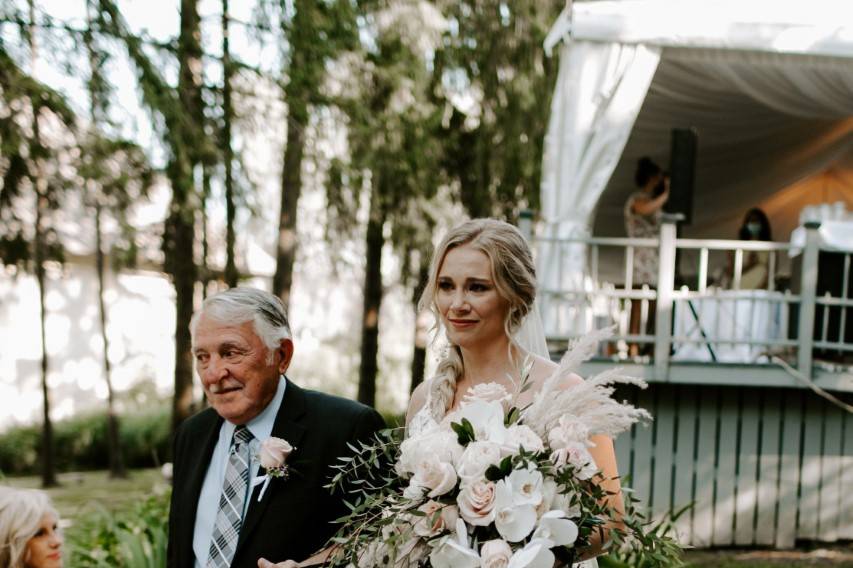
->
528, 217, 853, 381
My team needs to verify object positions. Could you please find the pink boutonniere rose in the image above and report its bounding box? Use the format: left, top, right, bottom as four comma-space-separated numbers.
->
254, 436, 294, 501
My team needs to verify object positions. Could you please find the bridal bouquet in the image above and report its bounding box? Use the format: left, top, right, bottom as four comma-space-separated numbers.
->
326, 335, 682, 567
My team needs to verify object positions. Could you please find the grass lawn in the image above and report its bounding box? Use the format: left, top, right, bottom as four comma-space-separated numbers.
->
683, 547, 853, 567
2, 467, 167, 529
2, 469, 851, 567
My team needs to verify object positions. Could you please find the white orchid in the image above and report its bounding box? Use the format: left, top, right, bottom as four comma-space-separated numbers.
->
506, 538, 555, 568
429, 519, 481, 568
506, 466, 544, 508
533, 510, 579, 547
494, 476, 538, 542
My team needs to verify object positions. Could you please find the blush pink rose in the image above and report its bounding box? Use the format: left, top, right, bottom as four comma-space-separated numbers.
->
413, 500, 459, 537
457, 480, 497, 526
480, 539, 512, 568
259, 437, 293, 469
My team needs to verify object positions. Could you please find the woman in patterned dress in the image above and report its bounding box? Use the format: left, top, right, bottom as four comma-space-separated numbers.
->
623, 157, 669, 356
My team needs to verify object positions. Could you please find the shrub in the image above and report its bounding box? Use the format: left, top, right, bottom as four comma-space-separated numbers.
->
0, 407, 170, 476
67, 487, 170, 567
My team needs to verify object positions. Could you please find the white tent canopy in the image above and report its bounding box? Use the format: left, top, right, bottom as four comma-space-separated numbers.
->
539, 0, 853, 310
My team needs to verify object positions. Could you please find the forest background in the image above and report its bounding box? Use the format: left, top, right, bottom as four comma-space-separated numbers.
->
0, 0, 558, 488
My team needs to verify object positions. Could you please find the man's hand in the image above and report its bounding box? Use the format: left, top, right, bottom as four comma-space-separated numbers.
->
258, 559, 299, 568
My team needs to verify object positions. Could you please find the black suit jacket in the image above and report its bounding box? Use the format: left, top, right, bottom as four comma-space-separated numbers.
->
167, 379, 385, 567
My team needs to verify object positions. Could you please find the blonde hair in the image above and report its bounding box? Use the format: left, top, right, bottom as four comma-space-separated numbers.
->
419, 218, 536, 414
0, 487, 58, 568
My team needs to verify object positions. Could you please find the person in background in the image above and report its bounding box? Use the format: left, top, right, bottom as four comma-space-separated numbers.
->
624, 157, 670, 356
0, 487, 63, 568
735, 207, 773, 290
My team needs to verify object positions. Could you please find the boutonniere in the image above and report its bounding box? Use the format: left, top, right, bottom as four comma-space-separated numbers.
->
253, 436, 294, 501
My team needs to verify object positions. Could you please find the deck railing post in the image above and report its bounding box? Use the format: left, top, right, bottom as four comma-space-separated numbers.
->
797, 221, 821, 380
654, 214, 682, 381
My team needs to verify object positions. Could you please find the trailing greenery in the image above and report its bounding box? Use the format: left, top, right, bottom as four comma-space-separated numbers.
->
325, 428, 684, 567
0, 407, 170, 476
66, 487, 170, 568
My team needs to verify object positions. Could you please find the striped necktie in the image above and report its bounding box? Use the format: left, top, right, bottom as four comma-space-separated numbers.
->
207, 425, 254, 567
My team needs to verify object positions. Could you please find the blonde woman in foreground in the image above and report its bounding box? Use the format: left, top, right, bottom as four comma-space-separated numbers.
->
0, 486, 63, 568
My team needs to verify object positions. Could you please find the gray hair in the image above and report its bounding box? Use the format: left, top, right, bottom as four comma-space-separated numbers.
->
0, 487, 59, 568
190, 287, 292, 352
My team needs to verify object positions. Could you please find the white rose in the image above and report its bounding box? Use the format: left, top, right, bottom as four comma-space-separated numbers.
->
463, 382, 512, 411
398, 429, 463, 476
533, 510, 579, 547
480, 539, 513, 568
494, 478, 537, 542
455, 400, 507, 443
501, 425, 544, 457
550, 442, 598, 480
507, 538, 555, 568
548, 415, 591, 449
457, 480, 497, 526
457, 441, 503, 484
411, 458, 458, 498
259, 437, 293, 469
414, 500, 459, 537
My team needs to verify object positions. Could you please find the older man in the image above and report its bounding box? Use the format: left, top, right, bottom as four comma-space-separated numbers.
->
167, 287, 385, 568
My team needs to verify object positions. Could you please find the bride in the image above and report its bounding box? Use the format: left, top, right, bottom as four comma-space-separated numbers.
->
406, 218, 622, 566
262, 219, 623, 567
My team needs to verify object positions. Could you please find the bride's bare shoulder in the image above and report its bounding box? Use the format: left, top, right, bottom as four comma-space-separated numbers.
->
527, 353, 584, 390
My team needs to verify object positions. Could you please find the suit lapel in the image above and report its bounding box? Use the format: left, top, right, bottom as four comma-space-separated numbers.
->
236, 378, 308, 555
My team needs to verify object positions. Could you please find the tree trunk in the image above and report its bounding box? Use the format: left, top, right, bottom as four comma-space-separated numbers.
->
358, 183, 385, 407
34, 192, 57, 488
171, 0, 203, 433
222, 0, 237, 288
95, 202, 125, 478
200, 163, 212, 298
85, 3, 125, 479
29, 0, 57, 489
409, 260, 429, 394
272, 102, 307, 308
272, 0, 316, 309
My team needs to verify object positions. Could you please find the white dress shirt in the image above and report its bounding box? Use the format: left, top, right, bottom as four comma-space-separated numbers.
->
192, 376, 287, 567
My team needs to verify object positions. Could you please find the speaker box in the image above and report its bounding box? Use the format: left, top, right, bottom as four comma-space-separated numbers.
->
665, 128, 698, 225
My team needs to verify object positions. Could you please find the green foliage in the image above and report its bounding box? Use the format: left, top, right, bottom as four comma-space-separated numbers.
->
0, 43, 76, 269
450, 417, 476, 446
326, 431, 685, 567
0, 407, 170, 476
67, 488, 170, 568
605, 497, 689, 568
434, 0, 562, 219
